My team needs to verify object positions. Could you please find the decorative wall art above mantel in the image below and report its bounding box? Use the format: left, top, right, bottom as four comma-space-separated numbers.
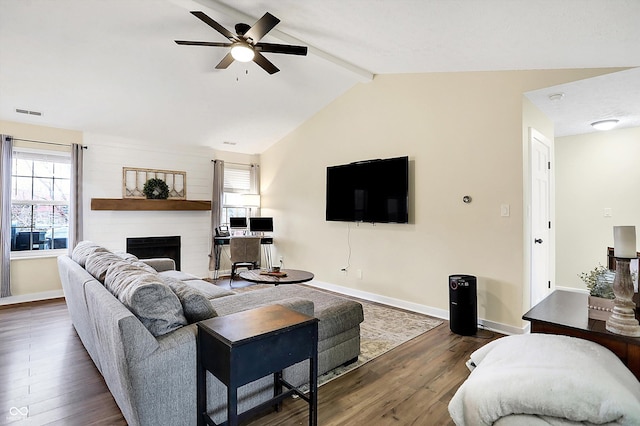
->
123, 167, 186, 200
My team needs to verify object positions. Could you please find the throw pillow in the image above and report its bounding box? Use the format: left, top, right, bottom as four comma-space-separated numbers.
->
72, 241, 108, 267
161, 276, 218, 323
114, 251, 138, 262
105, 262, 187, 336
128, 259, 158, 274
85, 251, 123, 283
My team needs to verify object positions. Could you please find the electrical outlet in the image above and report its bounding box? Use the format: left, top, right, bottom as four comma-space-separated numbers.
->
357, 269, 363, 279
279, 255, 284, 263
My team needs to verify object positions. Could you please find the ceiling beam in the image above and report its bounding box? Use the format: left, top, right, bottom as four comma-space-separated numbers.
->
193, 0, 374, 82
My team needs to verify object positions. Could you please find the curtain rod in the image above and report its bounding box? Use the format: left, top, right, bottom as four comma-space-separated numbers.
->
10, 137, 88, 149
211, 160, 256, 167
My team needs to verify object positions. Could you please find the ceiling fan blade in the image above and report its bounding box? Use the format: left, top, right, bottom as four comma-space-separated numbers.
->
244, 12, 280, 42
215, 52, 235, 70
252, 51, 280, 74
175, 40, 232, 47
256, 42, 307, 56
191, 11, 235, 40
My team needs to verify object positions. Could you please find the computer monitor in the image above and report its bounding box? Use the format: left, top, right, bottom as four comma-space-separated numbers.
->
229, 217, 247, 229
249, 217, 273, 233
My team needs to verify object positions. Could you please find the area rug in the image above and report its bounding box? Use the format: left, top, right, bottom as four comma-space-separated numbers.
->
232, 284, 443, 387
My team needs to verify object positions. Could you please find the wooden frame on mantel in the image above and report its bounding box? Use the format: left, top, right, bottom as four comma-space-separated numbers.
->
123, 167, 186, 200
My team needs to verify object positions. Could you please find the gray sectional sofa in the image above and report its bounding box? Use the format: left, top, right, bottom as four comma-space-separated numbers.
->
58, 241, 363, 426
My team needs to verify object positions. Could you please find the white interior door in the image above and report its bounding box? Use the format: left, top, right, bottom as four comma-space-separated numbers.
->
530, 129, 552, 307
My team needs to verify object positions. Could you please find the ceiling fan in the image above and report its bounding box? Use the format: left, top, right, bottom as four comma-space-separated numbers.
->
175, 11, 308, 74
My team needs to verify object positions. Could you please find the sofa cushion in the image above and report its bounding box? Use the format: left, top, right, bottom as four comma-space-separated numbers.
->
212, 285, 364, 340
182, 279, 235, 300
161, 276, 218, 323
85, 251, 124, 283
105, 262, 187, 336
72, 241, 108, 267
159, 270, 200, 281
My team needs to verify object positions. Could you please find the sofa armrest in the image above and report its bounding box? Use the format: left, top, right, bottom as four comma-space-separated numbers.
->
140, 258, 176, 272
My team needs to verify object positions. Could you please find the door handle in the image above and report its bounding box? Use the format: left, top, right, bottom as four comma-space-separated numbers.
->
534, 238, 543, 244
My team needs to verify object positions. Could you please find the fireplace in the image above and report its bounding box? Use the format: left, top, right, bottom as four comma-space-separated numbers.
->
127, 236, 181, 270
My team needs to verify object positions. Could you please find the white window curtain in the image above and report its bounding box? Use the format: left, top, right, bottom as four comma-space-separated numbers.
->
0, 135, 13, 297
209, 159, 224, 271
250, 163, 260, 216
68, 143, 83, 253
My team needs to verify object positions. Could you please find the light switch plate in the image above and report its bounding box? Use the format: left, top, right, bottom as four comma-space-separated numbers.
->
501, 204, 510, 217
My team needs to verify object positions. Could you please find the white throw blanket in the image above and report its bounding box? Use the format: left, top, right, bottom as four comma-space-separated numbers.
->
448, 334, 640, 426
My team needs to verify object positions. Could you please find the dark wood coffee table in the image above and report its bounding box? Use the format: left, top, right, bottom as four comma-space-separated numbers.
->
239, 269, 314, 285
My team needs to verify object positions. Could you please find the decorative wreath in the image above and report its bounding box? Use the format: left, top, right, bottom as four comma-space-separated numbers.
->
143, 178, 170, 199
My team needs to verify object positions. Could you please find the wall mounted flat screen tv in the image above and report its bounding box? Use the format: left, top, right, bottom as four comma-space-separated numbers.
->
326, 156, 409, 223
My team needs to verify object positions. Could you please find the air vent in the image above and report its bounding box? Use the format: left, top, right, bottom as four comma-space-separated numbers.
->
223, 141, 237, 146
16, 108, 43, 116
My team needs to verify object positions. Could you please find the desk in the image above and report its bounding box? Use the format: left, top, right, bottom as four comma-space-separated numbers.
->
523, 290, 640, 380
213, 236, 273, 278
197, 305, 318, 426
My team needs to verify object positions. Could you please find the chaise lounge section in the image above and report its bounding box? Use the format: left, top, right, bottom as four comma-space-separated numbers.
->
58, 241, 364, 426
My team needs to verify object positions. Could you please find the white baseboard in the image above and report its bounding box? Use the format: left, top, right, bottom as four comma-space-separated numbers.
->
308, 280, 525, 336
555, 285, 588, 294
0, 290, 65, 306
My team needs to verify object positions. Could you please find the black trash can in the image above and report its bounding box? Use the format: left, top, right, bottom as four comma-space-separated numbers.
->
449, 275, 477, 336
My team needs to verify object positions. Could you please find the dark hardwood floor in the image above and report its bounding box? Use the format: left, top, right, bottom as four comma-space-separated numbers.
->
0, 282, 502, 425
0, 299, 126, 426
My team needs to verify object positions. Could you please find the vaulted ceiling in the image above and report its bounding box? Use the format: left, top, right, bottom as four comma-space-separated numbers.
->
1, 0, 639, 153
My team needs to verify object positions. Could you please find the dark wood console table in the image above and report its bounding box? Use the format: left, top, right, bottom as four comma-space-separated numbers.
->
197, 305, 319, 426
523, 290, 640, 380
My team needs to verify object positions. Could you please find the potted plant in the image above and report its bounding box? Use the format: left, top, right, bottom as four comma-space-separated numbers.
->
578, 264, 615, 320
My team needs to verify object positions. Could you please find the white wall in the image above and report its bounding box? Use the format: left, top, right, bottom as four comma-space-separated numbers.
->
82, 133, 215, 277
1, 120, 82, 299
556, 126, 640, 290
82, 136, 257, 278
260, 69, 616, 330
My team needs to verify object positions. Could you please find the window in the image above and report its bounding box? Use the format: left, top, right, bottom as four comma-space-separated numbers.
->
10, 149, 71, 253
221, 164, 258, 225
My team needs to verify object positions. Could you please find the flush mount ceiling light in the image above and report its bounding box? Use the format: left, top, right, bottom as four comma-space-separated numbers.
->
591, 119, 620, 131
230, 42, 255, 62
548, 93, 565, 101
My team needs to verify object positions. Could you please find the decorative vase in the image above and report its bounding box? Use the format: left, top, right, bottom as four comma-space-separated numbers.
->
588, 295, 614, 321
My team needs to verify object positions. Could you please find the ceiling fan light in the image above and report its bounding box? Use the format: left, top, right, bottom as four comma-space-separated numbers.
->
591, 119, 619, 131
230, 43, 254, 62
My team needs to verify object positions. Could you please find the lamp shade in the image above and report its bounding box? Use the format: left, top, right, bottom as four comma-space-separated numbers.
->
614, 226, 636, 258
240, 193, 261, 207
230, 43, 255, 62
223, 192, 260, 207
